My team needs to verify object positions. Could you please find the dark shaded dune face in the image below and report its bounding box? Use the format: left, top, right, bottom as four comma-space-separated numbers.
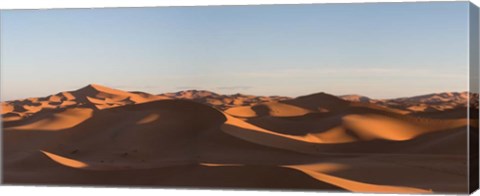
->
251, 104, 271, 116
43, 100, 228, 162
112, 99, 227, 127
283, 92, 349, 112
3, 151, 343, 191
399, 127, 468, 154
127, 165, 344, 190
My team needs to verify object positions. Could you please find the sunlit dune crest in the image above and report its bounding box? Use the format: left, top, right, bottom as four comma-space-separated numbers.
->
286, 165, 432, 193
40, 150, 88, 169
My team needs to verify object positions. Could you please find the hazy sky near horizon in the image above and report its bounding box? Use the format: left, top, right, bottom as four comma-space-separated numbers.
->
0, 2, 471, 100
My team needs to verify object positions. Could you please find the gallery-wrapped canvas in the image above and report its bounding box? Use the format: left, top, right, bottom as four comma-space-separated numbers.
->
1, 1, 479, 194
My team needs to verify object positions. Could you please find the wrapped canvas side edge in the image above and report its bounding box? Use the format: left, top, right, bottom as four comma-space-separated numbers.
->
469, 2, 479, 194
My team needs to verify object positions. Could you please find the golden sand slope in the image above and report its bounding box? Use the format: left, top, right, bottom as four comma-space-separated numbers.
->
1, 102, 14, 114
9, 108, 93, 131
41, 150, 88, 169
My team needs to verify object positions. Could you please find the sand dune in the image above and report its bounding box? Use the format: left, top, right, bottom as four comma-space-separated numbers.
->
72, 84, 168, 109
1, 102, 15, 114
339, 94, 373, 103
225, 102, 312, 118
341, 114, 466, 141
340, 91, 476, 113
159, 90, 290, 110
283, 92, 349, 112
7, 108, 93, 131
2, 84, 474, 193
221, 93, 468, 155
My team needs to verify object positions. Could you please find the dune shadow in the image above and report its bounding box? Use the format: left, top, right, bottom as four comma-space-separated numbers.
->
4, 150, 346, 191
251, 104, 271, 116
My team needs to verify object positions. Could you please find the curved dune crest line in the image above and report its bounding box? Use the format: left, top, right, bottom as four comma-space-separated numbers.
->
259, 102, 312, 117
224, 106, 257, 118
23, 105, 43, 113
222, 114, 327, 144
221, 114, 338, 154
286, 165, 432, 193
313, 126, 357, 143
86, 96, 106, 105
2, 112, 24, 122
342, 114, 425, 141
221, 113, 355, 145
40, 150, 88, 169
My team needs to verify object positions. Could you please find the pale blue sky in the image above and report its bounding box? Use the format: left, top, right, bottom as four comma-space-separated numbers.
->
0, 2, 471, 101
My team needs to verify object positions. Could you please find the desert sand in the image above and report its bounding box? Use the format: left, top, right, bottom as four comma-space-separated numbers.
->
2, 84, 477, 193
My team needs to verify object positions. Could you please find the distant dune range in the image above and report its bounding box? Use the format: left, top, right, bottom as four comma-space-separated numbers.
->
2, 84, 478, 193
